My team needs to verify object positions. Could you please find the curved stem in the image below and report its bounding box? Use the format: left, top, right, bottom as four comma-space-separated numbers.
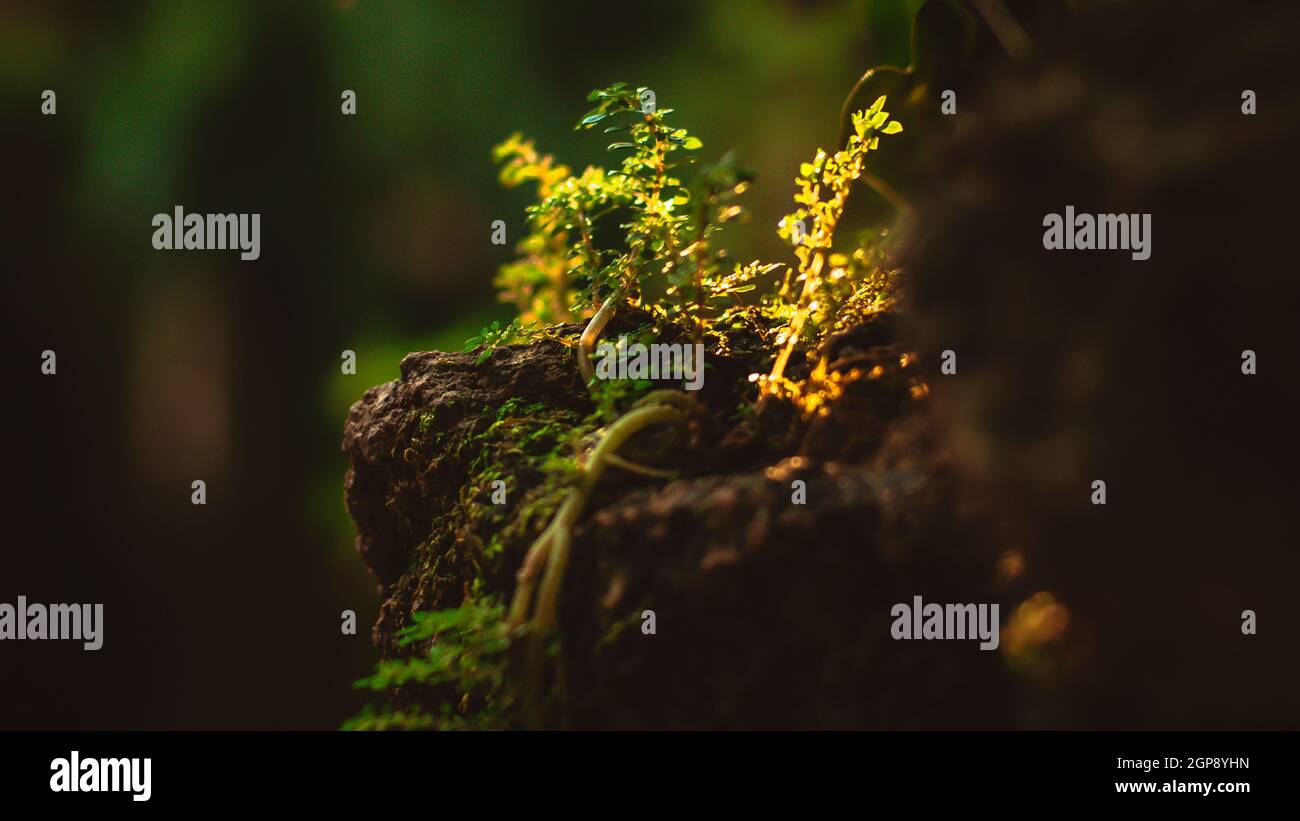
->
604, 453, 679, 479
507, 510, 561, 630
530, 402, 685, 636
506, 382, 690, 727
508, 401, 687, 638
530, 521, 571, 639
838, 69, 875, 150
634, 388, 698, 411
577, 289, 623, 386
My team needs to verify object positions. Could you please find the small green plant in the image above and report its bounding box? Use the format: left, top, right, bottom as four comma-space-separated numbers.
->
358, 82, 908, 729
461, 318, 533, 365
348, 600, 514, 730
493, 84, 771, 386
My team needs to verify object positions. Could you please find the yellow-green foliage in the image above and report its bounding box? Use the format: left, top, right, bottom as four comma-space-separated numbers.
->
489, 85, 904, 401
762, 95, 903, 399
490, 83, 762, 337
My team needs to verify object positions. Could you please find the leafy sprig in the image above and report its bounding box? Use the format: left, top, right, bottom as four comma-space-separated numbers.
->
348, 600, 514, 731
462, 318, 534, 365
761, 95, 903, 404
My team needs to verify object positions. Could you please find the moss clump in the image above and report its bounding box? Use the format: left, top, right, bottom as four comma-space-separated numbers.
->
348, 397, 594, 729
346, 600, 513, 731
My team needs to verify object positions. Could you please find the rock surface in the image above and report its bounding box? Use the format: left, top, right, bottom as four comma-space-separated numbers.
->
342, 306, 1017, 728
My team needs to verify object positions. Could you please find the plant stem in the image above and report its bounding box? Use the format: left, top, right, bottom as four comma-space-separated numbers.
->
577, 288, 623, 386
507, 401, 686, 637
510, 395, 688, 728
537, 401, 684, 630
767, 250, 826, 387
604, 453, 678, 479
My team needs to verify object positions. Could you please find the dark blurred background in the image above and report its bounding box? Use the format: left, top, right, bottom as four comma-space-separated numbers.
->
2, 0, 926, 729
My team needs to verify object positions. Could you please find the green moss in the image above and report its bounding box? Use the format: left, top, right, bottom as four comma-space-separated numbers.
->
454, 398, 590, 589
418, 409, 437, 435
349, 397, 596, 730
347, 600, 514, 731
